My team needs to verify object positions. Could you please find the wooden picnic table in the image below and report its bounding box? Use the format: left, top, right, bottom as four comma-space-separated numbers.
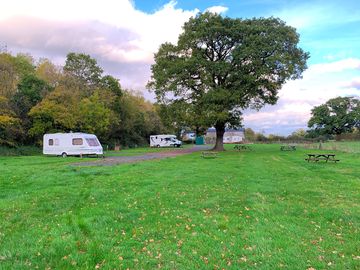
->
202, 151, 218, 158
280, 145, 296, 151
234, 144, 251, 151
305, 154, 340, 163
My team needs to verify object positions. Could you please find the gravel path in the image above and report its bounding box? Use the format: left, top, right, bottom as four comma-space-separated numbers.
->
72, 145, 212, 166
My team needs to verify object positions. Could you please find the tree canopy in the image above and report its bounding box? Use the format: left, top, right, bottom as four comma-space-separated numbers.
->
148, 12, 309, 150
0, 51, 166, 147
308, 96, 360, 135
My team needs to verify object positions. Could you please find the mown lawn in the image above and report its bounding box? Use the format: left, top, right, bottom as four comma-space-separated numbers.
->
0, 144, 359, 269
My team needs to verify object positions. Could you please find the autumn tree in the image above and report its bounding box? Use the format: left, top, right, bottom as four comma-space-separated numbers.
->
0, 96, 21, 146
148, 12, 309, 151
308, 96, 360, 135
63, 52, 103, 88
36, 58, 62, 87
244, 128, 256, 141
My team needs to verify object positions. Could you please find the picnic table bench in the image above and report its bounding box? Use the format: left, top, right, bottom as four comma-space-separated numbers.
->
305, 154, 340, 163
202, 151, 218, 158
280, 145, 296, 151
234, 144, 251, 151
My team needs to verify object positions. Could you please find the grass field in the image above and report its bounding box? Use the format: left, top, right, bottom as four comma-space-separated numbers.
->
1, 144, 359, 269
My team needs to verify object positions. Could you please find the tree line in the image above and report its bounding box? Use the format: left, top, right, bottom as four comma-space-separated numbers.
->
0, 51, 166, 147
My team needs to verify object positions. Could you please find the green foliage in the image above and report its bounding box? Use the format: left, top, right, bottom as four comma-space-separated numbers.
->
78, 92, 114, 137
36, 58, 62, 87
308, 96, 360, 135
0, 51, 164, 148
0, 53, 35, 99
12, 74, 53, 122
148, 12, 309, 150
0, 96, 22, 146
244, 128, 256, 141
0, 145, 41, 156
64, 52, 103, 86
115, 91, 165, 147
101, 75, 122, 96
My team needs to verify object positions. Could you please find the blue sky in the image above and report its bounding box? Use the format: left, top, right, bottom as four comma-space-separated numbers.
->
134, 0, 360, 65
1, 0, 359, 135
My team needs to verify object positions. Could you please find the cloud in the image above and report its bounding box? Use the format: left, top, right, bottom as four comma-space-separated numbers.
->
0, 0, 199, 91
205, 6, 228, 14
243, 58, 360, 135
344, 78, 360, 90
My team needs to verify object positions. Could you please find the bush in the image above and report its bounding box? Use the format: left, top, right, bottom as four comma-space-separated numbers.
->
0, 146, 42, 156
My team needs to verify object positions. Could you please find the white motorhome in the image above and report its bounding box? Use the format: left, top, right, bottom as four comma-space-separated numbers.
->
150, 135, 182, 148
43, 133, 103, 157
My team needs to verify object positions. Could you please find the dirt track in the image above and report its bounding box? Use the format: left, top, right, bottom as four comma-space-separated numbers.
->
72, 145, 212, 166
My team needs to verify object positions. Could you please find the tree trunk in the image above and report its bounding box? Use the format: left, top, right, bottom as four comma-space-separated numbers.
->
213, 123, 225, 151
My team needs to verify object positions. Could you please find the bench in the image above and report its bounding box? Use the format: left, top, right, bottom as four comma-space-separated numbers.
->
305, 154, 340, 163
234, 145, 251, 151
280, 145, 296, 151
202, 151, 218, 158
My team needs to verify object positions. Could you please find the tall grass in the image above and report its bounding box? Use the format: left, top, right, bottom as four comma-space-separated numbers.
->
300, 141, 360, 153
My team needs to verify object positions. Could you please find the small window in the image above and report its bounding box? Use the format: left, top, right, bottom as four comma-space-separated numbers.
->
55, 139, 59, 146
72, 138, 83, 145
85, 138, 100, 146
48, 139, 54, 146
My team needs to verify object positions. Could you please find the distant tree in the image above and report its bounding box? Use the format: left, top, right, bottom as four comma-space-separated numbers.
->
0, 53, 18, 99
11, 74, 52, 142
78, 92, 114, 138
244, 128, 256, 141
0, 96, 21, 146
36, 58, 62, 87
28, 84, 80, 139
148, 12, 309, 151
287, 128, 307, 140
308, 96, 360, 135
101, 75, 122, 96
115, 91, 165, 146
63, 52, 103, 87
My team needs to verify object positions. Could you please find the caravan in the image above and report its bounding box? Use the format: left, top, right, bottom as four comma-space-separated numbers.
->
43, 133, 103, 157
150, 135, 182, 148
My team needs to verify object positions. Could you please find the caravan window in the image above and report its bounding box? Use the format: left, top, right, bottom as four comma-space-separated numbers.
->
55, 139, 59, 146
72, 138, 83, 145
48, 139, 54, 146
85, 138, 100, 146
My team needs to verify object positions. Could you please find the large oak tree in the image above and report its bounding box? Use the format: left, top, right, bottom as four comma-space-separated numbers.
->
148, 12, 309, 150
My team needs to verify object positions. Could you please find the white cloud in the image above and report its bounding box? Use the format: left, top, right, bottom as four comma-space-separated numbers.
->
243, 58, 360, 135
0, 0, 199, 91
205, 6, 228, 14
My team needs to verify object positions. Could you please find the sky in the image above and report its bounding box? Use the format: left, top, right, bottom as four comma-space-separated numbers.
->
1, 0, 360, 135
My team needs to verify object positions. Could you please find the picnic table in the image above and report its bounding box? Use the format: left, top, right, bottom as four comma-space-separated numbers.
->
305, 154, 340, 163
202, 151, 218, 158
280, 145, 296, 151
234, 144, 251, 151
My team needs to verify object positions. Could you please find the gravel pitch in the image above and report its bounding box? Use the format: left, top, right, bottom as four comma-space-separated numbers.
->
72, 145, 212, 166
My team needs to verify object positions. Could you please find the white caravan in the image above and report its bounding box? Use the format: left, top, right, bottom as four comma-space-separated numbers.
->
43, 133, 103, 157
150, 135, 182, 148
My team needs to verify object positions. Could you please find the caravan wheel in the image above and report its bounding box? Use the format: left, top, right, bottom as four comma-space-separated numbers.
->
61, 152, 67, 158
157, 145, 160, 148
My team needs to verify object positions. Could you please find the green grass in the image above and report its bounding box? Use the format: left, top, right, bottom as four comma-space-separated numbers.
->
105, 144, 194, 157
0, 144, 359, 269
